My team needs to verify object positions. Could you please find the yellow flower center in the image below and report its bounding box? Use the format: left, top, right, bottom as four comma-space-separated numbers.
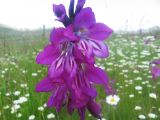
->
111, 98, 115, 103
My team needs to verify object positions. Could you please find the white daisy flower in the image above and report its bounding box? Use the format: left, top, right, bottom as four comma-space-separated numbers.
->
106, 95, 120, 106
135, 106, 142, 110
5, 92, 11, 96
29, 115, 35, 120
47, 113, 55, 119
32, 73, 38, 77
17, 113, 22, 118
43, 103, 47, 108
135, 86, 143, 91
14, 91, 21, 96
38, 106, 44, 111
148, 113, 157, 119
129, 94, 134, 98
149, 93, 157, 99
11, 104, 21, 114
138, 114, 146, 119
3, 105, 9, 109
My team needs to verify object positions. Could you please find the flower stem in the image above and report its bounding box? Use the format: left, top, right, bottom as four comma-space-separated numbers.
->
112, 108, 116, 120
56, 111, 60, 120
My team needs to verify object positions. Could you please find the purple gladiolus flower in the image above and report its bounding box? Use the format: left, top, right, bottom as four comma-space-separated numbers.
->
36, 0, 113, 120
150, 59, 160, 80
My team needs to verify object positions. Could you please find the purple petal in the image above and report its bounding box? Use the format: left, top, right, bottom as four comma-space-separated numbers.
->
36, 76, 55, 92
82, 87, 97, 98
64, 25, 78, 41
47, 86, 67, 111
74, 7, 96, 30
73, 45, 95, 64
50, 28, 66, 44
65, 55, 77, 77
75, 0, 86, 15
47, 93, 55, 107
86, 65, 109, 91
70, 87, 89, 108
87, 100, 101, 119
77, 39, 93, 57
49, 56, 64, 78
36, 44, 60, 65
88, 23, 113, 41
89, 40, 109, 58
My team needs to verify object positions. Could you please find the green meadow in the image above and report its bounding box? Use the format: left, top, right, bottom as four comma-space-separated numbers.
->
0, 26, 160, 120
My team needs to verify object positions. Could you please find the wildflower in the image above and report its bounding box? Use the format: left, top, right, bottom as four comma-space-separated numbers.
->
18, 97, 28, 104
1, 75, 4, 78
134, 106, 142, 110
20, 83, 27, 88
32, 73, 38, 77
129, 94, 134, 98
14, 91, 21, 96
3, 105, 10, 109
135, 86, 143, 91
150, 59, 160, 80
28, 115, 35, 120
17, 113, 22, 118
25, 93, 30, 97
148, 113, 157, 119
149, 93, 157, 99
135, 77, 142, 81
35, 0, 113, 120
1, 70, 5, 74
22, 70, 27, 74
147, 84, 152, 88
13, 100, 19, 105
43, 103, 47, 108
37, 70, 41, 73
101, 118, 107, 120
38, 106, 44, 111
138, 91, 142, 94
11, 104, 21, 114
138, 114, 146, 119
98, 118, 106, 120
106, 95, 120, 106
47, 113, 55, 119
13, 80, 17, 83
5, 92, 11, 96
13, 97, 28, 105
36, 77, 66, 110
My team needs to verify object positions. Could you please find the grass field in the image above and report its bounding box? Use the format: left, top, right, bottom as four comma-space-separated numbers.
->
0, 27, 160, 120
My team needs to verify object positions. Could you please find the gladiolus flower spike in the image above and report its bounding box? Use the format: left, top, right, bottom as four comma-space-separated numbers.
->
36, 0, 113, 120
